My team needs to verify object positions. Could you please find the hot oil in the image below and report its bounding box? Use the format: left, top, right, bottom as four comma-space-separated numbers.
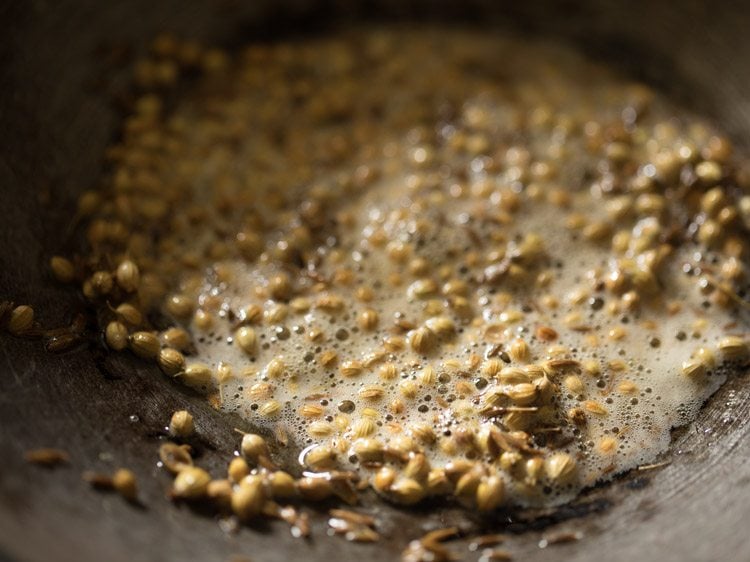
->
76, 27, 750, 510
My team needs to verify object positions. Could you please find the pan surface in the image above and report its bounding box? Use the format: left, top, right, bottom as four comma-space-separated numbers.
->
2, 1, 750, 561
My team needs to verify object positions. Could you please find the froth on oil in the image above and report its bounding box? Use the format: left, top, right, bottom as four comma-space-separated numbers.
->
73, 27, 750, 510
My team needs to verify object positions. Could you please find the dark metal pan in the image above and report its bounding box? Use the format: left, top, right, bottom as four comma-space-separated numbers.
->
2, 1, 750, 561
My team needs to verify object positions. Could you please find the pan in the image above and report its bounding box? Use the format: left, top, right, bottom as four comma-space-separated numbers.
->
1, 1, 750, 561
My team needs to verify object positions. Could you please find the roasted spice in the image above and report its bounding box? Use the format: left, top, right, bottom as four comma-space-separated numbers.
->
42, 27, 750, 522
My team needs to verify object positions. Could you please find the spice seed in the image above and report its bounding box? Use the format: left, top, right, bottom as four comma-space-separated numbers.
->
112, 468, 138, 502
172, 467, 211, 499
129, 331, 160, 359
24, 448, 70, 467
8, 305, 34, 335
169, 410, 195, 437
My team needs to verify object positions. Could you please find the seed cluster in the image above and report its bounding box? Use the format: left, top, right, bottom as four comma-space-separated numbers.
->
160, 430, 355, 527
53, 27, 750, 513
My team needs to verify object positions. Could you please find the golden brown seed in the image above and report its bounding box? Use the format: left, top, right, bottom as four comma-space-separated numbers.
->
383, 335, 406, 352
419, 365, 436, 385
442, 279, 468, 296
169, 410, 194, 438
269, 471, 297, 498
116, 260, 140, 292
386, 241, 411, 263
403, 453, 430, 481
308, 421, 333, 437
476, 475, 504, 512
320, 350, 339, 367
299, 404, 325, 418
235, 326, 257, 354
24, 448, 70, 467
506, 383, 538, 405
240, 433, 269, 461
582, 221, 611, 241
158, 347, 185, 376
399, 379, 419, 399
165, 294, 193, 318
129, 331, 160, 358
358, 385, 385, 401
246, 382, 273, 401
297, 477, 333, 501
542, 358, 580, 374
358, 308, 379, 330
259, 400, 281, 417
193, 309, 214, 331
425, 316, 455, 337
91, 271, 114, 295
389, 478, 425, 505
408, 326, 437, 354
525, 457, 544, 484
268, 273, 292, 300
50, 256, 75, 283
718, 206, 738, 226
408, 278, 438, 299
410, 423, 436, 444
160, 327, 192, 352
159, 443, 193, 474
8, 305, 34, 335
373, 466, 397, 493
241, 304, 263, 324
207, 479, 232, 508
567, 407, 587, 425
232, 475, 266, 519
114, 303, 142, 326
581, 359, 601, 376
498, 367, 529, 385
536, 326, 558, 341
112, 468, 138, 502
599, 437, 617, 455
583, 400, 608, 416
481, 359, 502, 378
355, 286, 374, 302
228, 457, 250, 483
361, 407, 379, 419
455, 467, 482, 497
618, 380, 638, 394
409, 257, 431, 276
388, 435, 417, 456
426, 469, 452, 495
563, 375, 584, 394
172, 467, 211, 499
353, 438, 384, 462
509, 339, 529, 362
718, 336, 749, 358
363, 349, 386, 368
304, 445, 337, 470
681, 360, 706, 378
701, 187, 725, 215
695, 160, 722, 185
500, 451, 523, 472
289, 296, 312, 313
545, 453, 577, 482
315, 293, 345, 313
340, 360, 364, 377
265, 357, 286, 378
103, 321, 128, 351
378, 362, 397, 380
181, 363, 213, 387
77, 190, 100, 215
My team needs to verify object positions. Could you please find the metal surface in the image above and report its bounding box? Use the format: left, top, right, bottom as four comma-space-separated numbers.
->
2, 1, 750, 561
